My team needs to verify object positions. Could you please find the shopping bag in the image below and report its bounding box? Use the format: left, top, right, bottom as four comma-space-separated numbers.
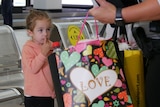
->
124, 50, 145, 107
48, 21, 134, 107
116, 24, 145, 107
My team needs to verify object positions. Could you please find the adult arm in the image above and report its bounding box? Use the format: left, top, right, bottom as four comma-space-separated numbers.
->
89, 0, 160, 24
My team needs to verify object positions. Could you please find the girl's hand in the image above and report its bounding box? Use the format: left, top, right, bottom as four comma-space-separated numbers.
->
41, 38, 52, 57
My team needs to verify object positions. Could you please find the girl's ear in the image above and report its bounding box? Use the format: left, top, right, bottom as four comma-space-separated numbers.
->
27, 30, 33, 37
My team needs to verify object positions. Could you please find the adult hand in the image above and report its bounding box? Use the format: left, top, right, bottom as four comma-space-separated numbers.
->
41, 38, 52, 57
89, 0, 116, 24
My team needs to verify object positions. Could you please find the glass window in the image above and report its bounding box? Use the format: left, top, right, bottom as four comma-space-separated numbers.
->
62, 0, 93, 5
13, 0, 26, 7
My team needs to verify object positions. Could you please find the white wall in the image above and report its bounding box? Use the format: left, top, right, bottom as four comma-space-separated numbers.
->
33, 0, 62, 10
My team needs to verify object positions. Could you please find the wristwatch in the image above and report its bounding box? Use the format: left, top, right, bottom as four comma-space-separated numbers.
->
115, 8, 125, 26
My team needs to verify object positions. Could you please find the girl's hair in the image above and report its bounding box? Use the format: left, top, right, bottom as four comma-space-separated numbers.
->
26, 9, 52, 31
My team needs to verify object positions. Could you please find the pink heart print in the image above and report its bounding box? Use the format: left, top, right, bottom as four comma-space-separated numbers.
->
102, 57, 113, 67
61, 80, 66, 85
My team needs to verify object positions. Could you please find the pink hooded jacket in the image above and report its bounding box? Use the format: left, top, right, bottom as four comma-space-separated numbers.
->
22, 40, 55, 98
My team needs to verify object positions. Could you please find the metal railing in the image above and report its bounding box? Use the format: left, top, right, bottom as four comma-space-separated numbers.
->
0, 25, 24, 104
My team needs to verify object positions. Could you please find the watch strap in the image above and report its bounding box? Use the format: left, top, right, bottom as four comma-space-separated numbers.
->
115, 8, 125, 26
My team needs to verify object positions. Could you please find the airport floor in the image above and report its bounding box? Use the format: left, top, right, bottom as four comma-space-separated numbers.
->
0, 97, 24, 107
0, 29, 58, 107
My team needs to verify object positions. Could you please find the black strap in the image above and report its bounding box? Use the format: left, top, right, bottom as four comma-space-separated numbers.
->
111, 25, 124, 68
120, 25, 129, 43
132, 27, 152, 58
48, 54, 64, 107
115, 8, 125, 27
99, 24, 107, 37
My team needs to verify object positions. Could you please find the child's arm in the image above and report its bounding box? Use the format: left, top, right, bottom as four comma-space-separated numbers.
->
22, 46, 47, 74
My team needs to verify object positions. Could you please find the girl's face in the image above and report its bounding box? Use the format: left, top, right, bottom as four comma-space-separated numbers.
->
28, 19, 51, 45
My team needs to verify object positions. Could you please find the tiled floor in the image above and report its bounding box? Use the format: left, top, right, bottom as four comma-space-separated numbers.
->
0, 97, 24, 107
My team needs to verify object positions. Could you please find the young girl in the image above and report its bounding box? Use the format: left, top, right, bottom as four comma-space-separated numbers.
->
22, 10, 55, 107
